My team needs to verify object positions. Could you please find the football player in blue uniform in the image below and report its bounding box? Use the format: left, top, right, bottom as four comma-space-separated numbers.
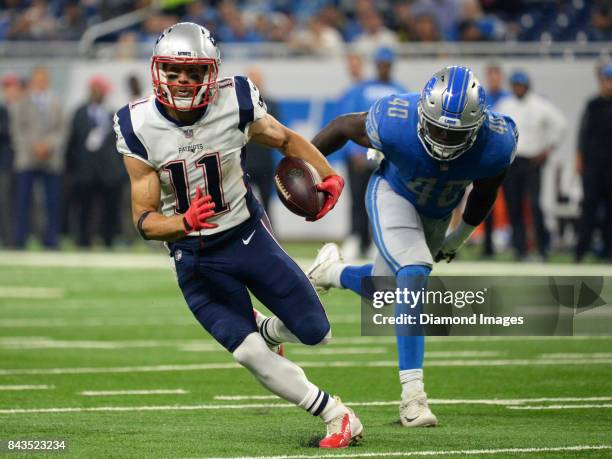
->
307, 66, 518, 426
115, 22, 362, 448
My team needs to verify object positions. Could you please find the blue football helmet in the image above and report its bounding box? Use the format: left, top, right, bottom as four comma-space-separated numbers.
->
418, 66, 486, 161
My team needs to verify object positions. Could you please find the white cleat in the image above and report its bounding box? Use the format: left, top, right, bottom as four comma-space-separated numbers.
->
399, 391, 438, 427
319, 397, 364, 448
307, 243, 344, 294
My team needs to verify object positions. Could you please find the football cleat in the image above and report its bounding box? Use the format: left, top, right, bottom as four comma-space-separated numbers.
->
252, 308, 285, 357
306, 243, 344, 294
399, 391, 438, 427
319, 397, 363, 449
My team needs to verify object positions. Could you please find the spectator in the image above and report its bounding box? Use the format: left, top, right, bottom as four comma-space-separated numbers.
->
352, 7, 398, 56
126, 74, 143, 99
7, 0, 57, 41
0, 0, 25, 41
216, 0, 263, 43
290, 14, 345, 56
411, 0, 462, 40
591, 0, 612, 41
1, 72, 24, 105
337, 47, 407, 258
481, 63, 510, 258
56, 1, 88, 41
460, 0, 506, 41
11, 66, 65, 249
411, 13, 440, 42
575, 63, 612, 262
64, 76, 125, 247
244, 67, 278, 221
116, 31, 139, 60
182, 0, 217, 34
496, 70, 567, 260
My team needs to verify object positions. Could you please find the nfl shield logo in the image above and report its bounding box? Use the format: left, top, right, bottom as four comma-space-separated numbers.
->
183, 129, 193, 138
174, 250, 182, 262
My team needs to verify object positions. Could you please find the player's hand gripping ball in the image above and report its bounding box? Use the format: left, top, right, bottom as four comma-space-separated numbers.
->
274, 157, 326, 220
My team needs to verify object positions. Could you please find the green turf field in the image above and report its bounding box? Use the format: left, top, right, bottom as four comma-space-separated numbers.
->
1, 251, 611, 458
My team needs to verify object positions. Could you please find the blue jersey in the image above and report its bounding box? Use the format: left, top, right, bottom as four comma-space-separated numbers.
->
365, 93, 517, 219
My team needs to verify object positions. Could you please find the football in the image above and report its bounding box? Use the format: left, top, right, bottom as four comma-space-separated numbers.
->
274, 157, 325, 219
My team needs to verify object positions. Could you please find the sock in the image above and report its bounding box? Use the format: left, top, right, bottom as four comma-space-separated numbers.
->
328, 262, 348, 288
395, 265, 430, 371
233, 333, 336, 420
400, 369, 424, 396
260, 316, 300, 344
339, 264, 373, 297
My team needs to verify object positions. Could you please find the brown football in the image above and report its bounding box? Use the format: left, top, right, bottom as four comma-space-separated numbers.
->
274, 157, 325, 219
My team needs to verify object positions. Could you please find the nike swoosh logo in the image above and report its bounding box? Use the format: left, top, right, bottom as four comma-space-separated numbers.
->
242, 230, 256, 245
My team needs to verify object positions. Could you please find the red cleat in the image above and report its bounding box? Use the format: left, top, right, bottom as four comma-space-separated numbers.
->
319, 399, 363, 449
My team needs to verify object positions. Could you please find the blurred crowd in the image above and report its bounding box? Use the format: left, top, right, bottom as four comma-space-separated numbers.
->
0, 56, 611, 263
0, 0, 611, 51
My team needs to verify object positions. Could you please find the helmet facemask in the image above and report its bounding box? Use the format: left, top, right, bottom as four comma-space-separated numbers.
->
417, 103, 484, 161
151, 56, 219, 111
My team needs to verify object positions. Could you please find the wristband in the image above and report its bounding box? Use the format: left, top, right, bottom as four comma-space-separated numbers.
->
137, 211, 152, 240
182, 216, 193, 232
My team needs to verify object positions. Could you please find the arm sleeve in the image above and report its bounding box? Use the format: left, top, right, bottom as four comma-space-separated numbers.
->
463, 169, 508, 226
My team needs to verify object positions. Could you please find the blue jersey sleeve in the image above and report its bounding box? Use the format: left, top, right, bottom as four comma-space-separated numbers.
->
365, 93, 417, 155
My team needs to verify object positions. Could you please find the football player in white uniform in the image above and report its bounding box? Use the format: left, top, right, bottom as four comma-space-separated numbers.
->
114, 22, 362, 448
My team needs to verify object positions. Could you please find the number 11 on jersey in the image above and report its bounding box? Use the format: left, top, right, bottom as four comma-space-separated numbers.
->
162, 152, 229, 215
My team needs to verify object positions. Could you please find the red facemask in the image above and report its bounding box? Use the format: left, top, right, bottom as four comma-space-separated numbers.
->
151, 56, 219, 111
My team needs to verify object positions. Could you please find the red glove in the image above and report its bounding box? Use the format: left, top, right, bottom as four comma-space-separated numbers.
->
183, 187, 218, 232
308, 174, 345, 221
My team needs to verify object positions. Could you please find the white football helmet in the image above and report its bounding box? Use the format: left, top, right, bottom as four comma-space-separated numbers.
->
151, 22, 221, 111
417, 66, 486, 161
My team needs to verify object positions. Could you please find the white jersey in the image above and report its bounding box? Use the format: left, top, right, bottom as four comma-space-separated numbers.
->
114, 76, 267, 236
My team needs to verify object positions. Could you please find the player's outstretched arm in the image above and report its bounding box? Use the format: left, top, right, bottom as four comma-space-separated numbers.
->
249, 114, 343, 220
311, 112, 372, 157
435, 169, 508, 263
123, 156, 216, 241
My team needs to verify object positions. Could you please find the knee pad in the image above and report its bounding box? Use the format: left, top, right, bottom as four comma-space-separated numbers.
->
292, 313, 331, 346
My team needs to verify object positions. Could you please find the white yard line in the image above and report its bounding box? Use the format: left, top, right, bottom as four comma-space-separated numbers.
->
0, 385, 52, 391
3, 251, 612, 276
201, 445, 612, 459
0, 318, 194, 328
0, 252, 169, 270
288, 347, 388, 355
212, 396, 612, 405
509, 404, 612, 410
3, 397, 612, 414
3, 357, 612, 376
80, 389, 188, 396
539, 352, 612, 359
0, 338, 221, 351
0, 287, 64, 299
